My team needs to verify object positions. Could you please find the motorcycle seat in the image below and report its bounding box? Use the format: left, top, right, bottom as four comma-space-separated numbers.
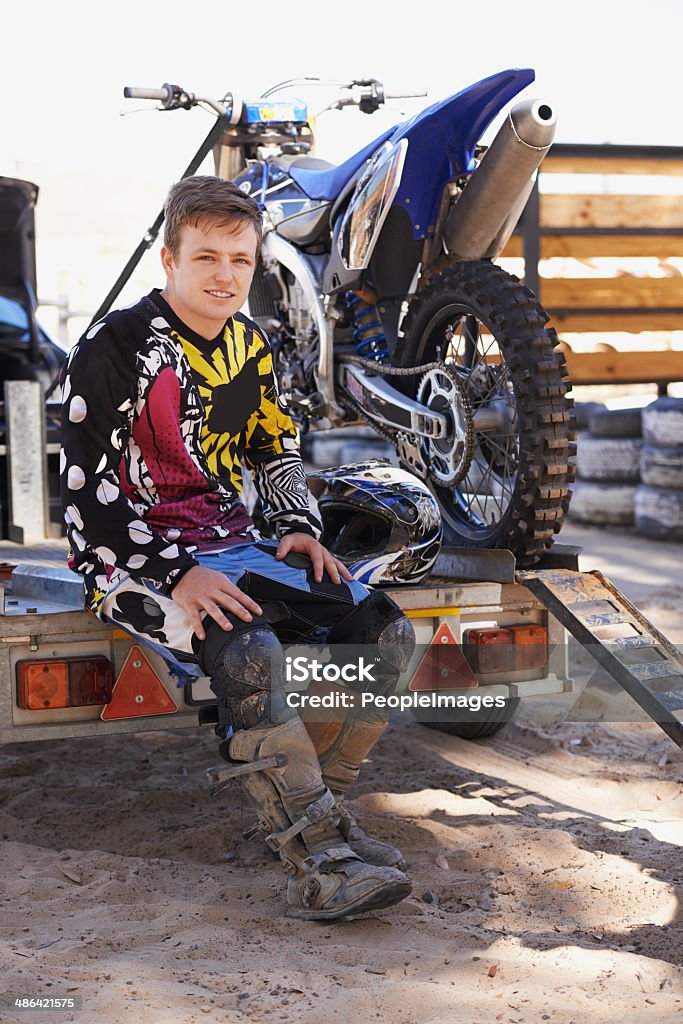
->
288, 127, 395, 201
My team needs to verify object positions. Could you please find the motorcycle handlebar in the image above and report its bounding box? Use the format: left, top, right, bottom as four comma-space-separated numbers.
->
123, 85, 173, 102
121, 79, 419, 120
122, 83, 232, 119
348, 81, 427, 114
384, 90, 427, 100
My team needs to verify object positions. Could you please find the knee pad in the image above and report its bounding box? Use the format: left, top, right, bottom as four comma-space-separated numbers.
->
214, 626, 285, 695
376, 615, 416, 673
326, 591, 415, 694
200, 619, 289, 732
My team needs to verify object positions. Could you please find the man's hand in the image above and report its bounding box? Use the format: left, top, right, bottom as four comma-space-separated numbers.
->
171, 565, 263, 641
276, 532, 354, 585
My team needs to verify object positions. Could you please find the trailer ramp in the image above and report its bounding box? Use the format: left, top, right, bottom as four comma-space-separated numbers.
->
517, 568, 683, 748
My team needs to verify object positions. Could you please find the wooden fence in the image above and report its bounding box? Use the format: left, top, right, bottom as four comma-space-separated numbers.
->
502, 143, 683, 390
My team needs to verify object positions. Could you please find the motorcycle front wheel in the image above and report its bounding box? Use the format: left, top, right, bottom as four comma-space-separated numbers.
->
396, 261, 575, 566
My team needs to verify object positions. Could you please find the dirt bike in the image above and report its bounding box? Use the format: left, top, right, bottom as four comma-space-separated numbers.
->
104, 68, 574, 565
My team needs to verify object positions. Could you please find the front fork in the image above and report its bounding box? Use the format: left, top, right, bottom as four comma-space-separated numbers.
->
261, 230, 345, 428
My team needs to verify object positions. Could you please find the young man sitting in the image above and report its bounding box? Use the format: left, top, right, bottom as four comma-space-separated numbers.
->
60, 175, 415, 920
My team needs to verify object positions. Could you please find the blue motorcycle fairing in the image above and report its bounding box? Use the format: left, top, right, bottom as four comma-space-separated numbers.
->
390, 68, 534, 240
233, 162, 333, 246
287, 68, 534, 241
288, 127, 397, 202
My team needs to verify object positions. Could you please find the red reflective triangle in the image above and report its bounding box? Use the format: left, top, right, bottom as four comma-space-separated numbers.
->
408, 622, 478, 691
101, 645, 178, 719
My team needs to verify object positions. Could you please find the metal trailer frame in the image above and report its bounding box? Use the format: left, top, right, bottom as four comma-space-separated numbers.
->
0, 553, 574, 746
2, 546, 681, 749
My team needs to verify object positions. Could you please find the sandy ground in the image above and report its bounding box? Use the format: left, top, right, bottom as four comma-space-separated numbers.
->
1, 523, 682, 1024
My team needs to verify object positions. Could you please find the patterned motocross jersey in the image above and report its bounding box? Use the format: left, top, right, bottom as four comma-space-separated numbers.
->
61, 290, 321, 615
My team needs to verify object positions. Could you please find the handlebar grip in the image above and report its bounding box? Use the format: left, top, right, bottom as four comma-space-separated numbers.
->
384, 90, 427, 100
123, 85, 172, 102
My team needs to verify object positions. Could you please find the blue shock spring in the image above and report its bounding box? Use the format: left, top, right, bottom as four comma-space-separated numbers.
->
346, 291, 389, 361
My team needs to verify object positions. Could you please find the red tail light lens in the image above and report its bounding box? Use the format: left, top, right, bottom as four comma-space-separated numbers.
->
465, 628, 514, 674
17, 658, 112, 710
68, 658, 114, 705
464, 625, 548, 675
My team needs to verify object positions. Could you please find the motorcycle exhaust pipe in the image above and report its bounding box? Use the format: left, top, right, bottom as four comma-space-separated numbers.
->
443, 99, 556, 261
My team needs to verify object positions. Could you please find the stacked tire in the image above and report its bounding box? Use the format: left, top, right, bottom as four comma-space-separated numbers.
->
570, 405, 643, 527
636, 397, 683, 540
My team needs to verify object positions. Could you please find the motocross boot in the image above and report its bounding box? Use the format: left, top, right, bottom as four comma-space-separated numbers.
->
303, 596, 416, 870
201, 616, 411, 919
227, 714, 412, 920
305, 713, 406, 869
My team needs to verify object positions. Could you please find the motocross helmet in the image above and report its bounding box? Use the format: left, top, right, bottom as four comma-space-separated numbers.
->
307, 460, 442, 585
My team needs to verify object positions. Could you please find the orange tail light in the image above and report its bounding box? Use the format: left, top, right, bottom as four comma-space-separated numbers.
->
464, 625, 548, 675
512, 624, 548, 671
17, 657, 112, 710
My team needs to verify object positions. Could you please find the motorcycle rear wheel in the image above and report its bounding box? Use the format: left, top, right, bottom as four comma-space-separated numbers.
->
396, 261, 574, 565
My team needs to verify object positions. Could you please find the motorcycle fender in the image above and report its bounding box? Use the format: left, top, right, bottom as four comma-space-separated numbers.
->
388, 67, 535, 241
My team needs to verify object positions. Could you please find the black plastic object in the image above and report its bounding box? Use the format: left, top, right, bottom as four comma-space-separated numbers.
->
0, 177, 38, 300
0, 177, 40, 362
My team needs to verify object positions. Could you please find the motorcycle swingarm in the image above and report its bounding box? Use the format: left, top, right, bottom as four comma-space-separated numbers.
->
338, 363, 448, 439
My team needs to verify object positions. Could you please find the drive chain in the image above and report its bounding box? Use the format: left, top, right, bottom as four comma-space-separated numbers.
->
335, 354, 475, 484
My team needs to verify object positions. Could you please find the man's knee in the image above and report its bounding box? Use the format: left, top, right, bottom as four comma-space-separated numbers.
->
199, 618, 290, 733
327, 590, 415, 694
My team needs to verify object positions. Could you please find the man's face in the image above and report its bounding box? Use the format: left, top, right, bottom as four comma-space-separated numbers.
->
160, 217, 259, 339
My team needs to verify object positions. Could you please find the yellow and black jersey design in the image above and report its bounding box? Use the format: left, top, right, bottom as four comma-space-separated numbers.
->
61, 290, 321, 616
175, 312, 298, 493
162, 299, 320, 539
